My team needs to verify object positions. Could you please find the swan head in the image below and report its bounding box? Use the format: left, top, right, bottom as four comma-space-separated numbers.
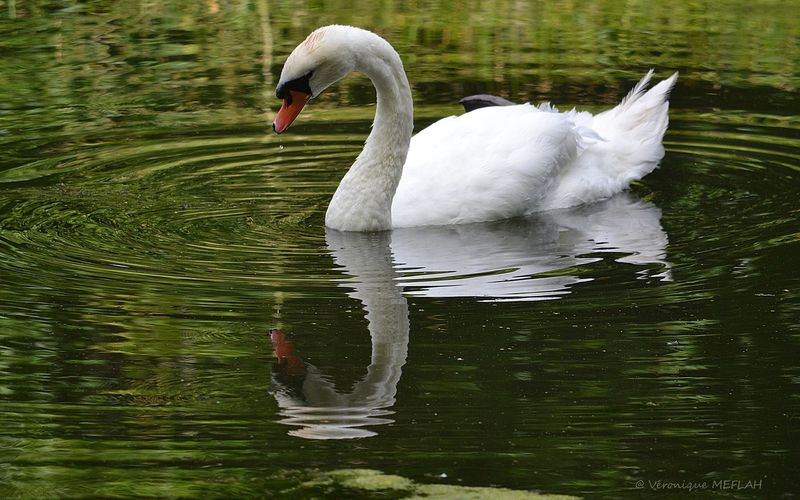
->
273, 26, 359, 134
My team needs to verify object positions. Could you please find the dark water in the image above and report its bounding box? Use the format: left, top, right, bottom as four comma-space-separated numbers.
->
1, 1, 799, 498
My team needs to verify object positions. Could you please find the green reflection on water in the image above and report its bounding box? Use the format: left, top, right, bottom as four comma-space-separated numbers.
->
1, 1, 799, 498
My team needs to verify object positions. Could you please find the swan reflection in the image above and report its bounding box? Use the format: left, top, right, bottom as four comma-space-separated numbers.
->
393, 193, 671, 301
269, 194, 670, 439
270, 231, 408, 439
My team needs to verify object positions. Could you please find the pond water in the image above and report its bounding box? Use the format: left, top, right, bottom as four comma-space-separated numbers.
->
1, 1, 799, 498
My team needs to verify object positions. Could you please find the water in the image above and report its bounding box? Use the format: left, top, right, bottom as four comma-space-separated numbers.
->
1, 1, 798, 498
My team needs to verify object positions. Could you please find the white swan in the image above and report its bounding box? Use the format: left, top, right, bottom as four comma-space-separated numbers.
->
273, 25, 678, 232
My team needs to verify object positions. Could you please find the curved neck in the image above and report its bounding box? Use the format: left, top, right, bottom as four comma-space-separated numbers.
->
325, 33, 414, 232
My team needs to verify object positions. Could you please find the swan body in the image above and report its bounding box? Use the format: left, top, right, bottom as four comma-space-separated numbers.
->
274, 25, 677, 232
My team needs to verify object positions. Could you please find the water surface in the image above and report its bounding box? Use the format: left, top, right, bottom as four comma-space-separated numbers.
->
1, 1, 799, 498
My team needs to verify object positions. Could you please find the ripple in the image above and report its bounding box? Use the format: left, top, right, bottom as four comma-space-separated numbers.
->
2, 108, 799, 315
0, 126, 363, 326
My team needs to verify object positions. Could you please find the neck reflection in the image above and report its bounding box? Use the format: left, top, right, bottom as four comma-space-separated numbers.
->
270, 231, 409, 439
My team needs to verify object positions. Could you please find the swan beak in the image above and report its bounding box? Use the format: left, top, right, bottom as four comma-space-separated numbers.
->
273, 90, 311, 134
269, 329, 306, 377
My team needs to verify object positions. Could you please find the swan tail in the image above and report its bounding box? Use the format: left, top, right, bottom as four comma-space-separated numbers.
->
541, 71, 677, 210
611, 70, 677, 132
592, 70, 678, 181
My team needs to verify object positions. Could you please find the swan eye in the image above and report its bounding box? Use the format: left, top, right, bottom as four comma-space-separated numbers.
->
276, 71, 314, 99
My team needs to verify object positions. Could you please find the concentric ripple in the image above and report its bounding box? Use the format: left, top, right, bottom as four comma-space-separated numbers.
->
1, 107, 799, 316
0, 124, 368, 320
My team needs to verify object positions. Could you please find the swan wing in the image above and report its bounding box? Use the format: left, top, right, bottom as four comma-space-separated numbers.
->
391, 104, 580, 227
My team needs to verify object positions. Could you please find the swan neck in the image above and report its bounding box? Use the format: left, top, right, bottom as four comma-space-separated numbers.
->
325, 32, 413, 232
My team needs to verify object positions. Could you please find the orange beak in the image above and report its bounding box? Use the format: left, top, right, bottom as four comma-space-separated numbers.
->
269, 329, 306, 378
273, 90, 311, 134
